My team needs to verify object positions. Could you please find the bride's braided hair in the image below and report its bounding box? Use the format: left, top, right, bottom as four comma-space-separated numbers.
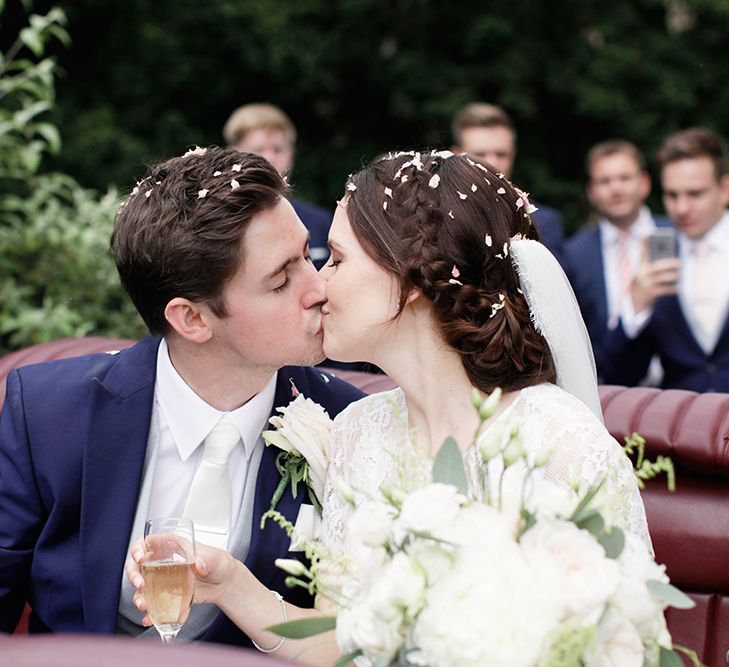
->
345, 150, 556, 393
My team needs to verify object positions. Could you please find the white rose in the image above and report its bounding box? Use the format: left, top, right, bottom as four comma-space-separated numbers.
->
413, 540, 561, 667
264, 394, 332, 499
397, 483, 465, 536
347, 500, 396, 548
585, 610, 644, 667
371, 551, 426, 619
521, 520, 618, 621
337, 592, 403, 661
611, 532, 671, 642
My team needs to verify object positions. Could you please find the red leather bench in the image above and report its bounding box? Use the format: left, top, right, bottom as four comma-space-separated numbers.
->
1, 338, 727, 665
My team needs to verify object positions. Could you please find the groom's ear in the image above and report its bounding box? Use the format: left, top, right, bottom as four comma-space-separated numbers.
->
164, 298, 213, 343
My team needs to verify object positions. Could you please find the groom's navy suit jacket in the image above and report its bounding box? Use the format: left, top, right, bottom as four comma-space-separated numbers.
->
0, 336, 363, 643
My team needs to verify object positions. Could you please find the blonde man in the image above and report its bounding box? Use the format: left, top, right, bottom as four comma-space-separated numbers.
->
224, 103, 331, 268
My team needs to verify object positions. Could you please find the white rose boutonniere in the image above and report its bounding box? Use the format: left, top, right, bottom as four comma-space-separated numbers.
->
262, 393, 332, 516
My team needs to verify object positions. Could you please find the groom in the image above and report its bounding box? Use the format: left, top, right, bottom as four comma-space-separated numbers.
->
0, 147, 363, 644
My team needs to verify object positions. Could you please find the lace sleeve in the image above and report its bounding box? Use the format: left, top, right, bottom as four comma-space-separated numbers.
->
320, 389, 412, 552
513, 385, 652, 551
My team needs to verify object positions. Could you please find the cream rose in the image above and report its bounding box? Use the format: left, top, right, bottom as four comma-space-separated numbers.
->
263, 394, 332, 499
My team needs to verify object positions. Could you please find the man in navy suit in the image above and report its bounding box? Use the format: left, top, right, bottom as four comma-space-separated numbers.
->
564, 140, 670, 380
599, 128, 729, 391
0, 148, 363, 644
451, 102, 565, 261
224, 103, 332, 269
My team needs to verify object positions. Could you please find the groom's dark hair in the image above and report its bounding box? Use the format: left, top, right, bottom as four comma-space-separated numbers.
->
111, 147, 288, 335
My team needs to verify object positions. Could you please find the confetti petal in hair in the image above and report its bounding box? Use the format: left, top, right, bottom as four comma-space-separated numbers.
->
490, 301, 506, 318
485, 234, 493, 247
451, 265, 461, 278
448, 210, 455, 219
231, 179, 240, 190
401, 175, 409, 183
448, 278, 463, 286
503, 242, 509, 256
131, 186, 139, 196
231, 164, 242, 172
526, 203, 539, 214
155, 181, 162, 185
213, 171, 222, 176
516, 197, 524, 210
457, 190, 468, 200
428, 174, 441, 188
384, 186, 393, 198
383, 201, 388, 210
197, 189, 209, 199
495, 253, 504, 259
433, 150, 455, 159
145, 190, 152, 198
497, 187, 506, 195
471, 183, 477, 192
347, 182, 357, 191
183, 146, 207, 158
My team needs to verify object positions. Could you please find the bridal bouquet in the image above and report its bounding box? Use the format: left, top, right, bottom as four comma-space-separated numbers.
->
267, 391, 699, 667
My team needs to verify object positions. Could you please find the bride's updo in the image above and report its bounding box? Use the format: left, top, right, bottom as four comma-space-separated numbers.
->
344, 150, 556, 394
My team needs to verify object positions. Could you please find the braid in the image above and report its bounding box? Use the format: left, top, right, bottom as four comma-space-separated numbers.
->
345, 150, 556, 393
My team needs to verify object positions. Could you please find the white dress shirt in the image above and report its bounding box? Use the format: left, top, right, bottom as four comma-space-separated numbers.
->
146, 339, 277, 535
599, 207, 657, 329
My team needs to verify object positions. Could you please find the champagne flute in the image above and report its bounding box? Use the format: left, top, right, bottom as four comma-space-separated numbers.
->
141, 517, 196, 643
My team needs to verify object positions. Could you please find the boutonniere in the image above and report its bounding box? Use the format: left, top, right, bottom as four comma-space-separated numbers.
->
262, 393, 332, 517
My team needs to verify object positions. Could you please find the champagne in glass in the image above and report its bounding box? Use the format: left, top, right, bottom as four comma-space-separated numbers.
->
142, 517, 196, 643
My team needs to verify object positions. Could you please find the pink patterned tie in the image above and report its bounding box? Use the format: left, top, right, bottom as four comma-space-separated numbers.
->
617, 230, 633, 294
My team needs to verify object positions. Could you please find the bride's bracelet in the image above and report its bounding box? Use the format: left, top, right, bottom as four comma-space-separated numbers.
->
251, 589, 286, 653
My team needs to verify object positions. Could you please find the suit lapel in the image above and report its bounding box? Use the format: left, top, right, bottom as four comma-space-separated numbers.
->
245, 370, 304, 588
79, 337, 159, 632
590, 229, 609, 334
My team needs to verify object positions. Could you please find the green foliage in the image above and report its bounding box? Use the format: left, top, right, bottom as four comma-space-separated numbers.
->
0, 2, 146, 354
623, 433, 676, 491
42, 0, 729, 232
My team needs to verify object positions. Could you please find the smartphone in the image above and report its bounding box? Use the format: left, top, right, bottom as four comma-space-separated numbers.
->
648, 228, 678, 262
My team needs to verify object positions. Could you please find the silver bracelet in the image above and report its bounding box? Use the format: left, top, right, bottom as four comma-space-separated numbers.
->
251, 589, 287, 653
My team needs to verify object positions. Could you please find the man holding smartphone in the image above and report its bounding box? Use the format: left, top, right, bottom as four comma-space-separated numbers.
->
565, 140, 671, 381
600, 128, 729, 392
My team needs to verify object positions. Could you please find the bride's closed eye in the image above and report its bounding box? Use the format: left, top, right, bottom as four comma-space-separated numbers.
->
327, 258, 341, 268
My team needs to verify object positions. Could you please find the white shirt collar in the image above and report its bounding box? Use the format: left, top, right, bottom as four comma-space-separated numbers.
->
684, 210, 729, 253
599, 206, 656, 245
155, 338, 278, 462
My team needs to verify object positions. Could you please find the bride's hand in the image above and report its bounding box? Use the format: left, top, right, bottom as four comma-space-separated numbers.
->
125, 538, 239, 623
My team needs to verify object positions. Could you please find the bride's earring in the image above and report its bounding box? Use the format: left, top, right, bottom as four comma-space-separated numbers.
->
395, 297, 401, 314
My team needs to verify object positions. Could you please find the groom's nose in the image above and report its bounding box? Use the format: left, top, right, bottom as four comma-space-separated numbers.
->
302, 262, 327, 309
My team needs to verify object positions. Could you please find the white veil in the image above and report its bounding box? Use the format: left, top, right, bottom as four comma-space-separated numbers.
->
510, 239, 604, 422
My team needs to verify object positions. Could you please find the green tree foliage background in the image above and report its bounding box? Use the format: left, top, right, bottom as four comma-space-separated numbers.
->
43, 0, 729, 228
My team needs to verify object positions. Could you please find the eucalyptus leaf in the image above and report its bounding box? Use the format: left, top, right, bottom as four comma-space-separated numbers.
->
432, 436, 468, 494
647, 580, 695, 609
19, 27, 43, 57
575, 512, 604, 536
658, 647, 684, 667
597, 526, 624, 559
333, 650, 363, 667
266, 616, 336, 639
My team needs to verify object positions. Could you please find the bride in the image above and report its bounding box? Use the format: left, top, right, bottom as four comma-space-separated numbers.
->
127, 150, 649, 663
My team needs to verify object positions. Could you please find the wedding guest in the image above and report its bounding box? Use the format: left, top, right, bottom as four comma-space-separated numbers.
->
224, 103, 332, 269
127, 150, 649, 664
565, 140, 671, 381
0, 147, 363, 642
600, 128, 729, 391
451, 102, 565, 261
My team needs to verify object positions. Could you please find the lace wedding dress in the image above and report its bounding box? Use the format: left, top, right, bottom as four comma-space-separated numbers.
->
320, 384, 651, 553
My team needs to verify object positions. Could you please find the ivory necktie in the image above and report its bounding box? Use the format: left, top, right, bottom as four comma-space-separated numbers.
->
693, 239, 720, 341
617, 230, 633, 294
183, 417, 240, 550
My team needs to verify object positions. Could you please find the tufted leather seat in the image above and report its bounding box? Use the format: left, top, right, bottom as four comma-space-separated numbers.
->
1, 338, 727, 665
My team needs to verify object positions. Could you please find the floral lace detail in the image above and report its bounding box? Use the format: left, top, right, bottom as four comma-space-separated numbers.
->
320, 384, 651, 554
